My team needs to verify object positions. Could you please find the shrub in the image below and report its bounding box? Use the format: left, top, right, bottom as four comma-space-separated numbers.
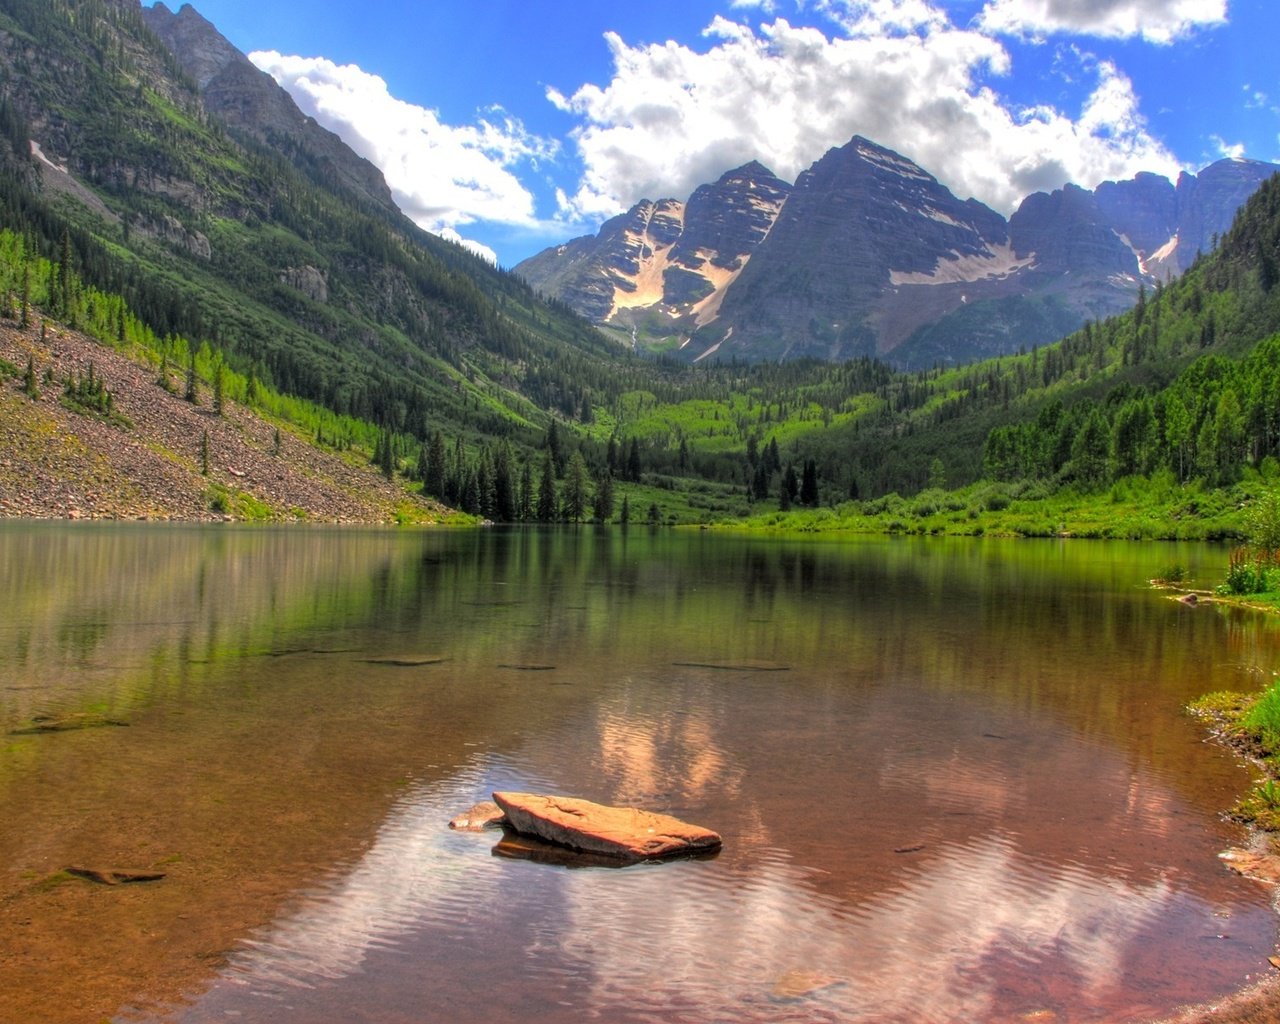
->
1242, 680, 1280, 754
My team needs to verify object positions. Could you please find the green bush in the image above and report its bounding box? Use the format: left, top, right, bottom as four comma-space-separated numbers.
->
1218, 548, 1280, 595
1242, 680, 1280, 753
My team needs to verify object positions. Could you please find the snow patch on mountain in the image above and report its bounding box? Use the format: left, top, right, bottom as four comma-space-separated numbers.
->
890, 244, 1035, 286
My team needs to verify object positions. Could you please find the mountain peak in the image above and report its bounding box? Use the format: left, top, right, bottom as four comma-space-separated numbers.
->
719, 160, 778, 183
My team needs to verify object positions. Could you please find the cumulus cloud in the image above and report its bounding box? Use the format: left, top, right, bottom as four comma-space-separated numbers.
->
976, 0, 1227, 45
250, 50, 557, 247
438, 228, 498, 266
548, 12, 1181, 221
1211, 134, 1246, 160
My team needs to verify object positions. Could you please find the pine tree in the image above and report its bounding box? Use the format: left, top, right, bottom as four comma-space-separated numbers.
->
546, 419, 564, 475
212, 357, 225, 416
619, 494, 631, 526
18, 262, 29, 329
376, 428, 395, 478
200, 430, 210, 475
800, 459, 818, 506
562, 451, 589, 523
493, 442, 516, 522
184, 352, 198, 404
424, 431, 446, 498
517, 459, 534, 522
592, 470, 615, 523
22, 355, 37, 398
536, 452, 558, 522
627, 438, 642, 482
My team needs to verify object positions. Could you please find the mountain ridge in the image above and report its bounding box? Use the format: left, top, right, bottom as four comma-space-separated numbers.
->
516, 139, 1279, 368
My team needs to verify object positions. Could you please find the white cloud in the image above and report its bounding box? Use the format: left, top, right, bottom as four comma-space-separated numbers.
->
249, 50, 557, 245
1211, 134, 1246, 160
438, 228, 498, 266
817, 0, 950, 36
976, 0, 1227, 45
549, 13, 1181, 222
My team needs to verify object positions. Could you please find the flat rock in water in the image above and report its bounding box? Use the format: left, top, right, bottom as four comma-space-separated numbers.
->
491, 791, 721, 862
448, 801, 506, 831
770, 969, 845, 1002
65, 866, 165, 885
11, 713, 129, 735
361, 655, 447, 667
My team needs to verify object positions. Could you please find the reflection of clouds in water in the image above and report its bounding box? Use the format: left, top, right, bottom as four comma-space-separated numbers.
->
557, 834, 1174, 1021
201, 769, 1177, 1023
208, 764, 524, 994
594, 700, 745, 807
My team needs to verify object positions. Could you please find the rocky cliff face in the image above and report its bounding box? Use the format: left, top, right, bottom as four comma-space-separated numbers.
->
141, 2, 397, 214
1175, 158, 1278, 265
516, 163, 789, 347
519, 136, 1279, 367
702, 137, 1013, 361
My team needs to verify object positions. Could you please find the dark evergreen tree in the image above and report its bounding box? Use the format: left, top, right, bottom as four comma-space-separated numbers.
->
423, 430, 446, 498
800, 458, 819, 506
536, 452, 558, 522
184, 351, 198, 404
606, 436, 620, 477
627, 438, 642, 482
592, 470, 615, 523
493, 442, 516, 522
212, 357, 225, 416
562, 451, 588, 523
546, 419, 564, 475
517, 459, 534, 522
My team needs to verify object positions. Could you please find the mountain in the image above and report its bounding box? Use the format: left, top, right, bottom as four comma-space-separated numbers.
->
516, 162, 790, 352
517, 137, 1279, 368
0, 0, 622, 453
141, 1, 397, 215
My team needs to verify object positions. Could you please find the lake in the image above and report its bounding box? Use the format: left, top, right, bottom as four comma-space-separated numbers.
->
1, 523, 1278, 1023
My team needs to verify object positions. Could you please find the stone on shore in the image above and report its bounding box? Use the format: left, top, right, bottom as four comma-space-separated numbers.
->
491, 791, 721, 862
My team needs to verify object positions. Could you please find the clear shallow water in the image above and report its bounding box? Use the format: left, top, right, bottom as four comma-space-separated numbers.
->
1, 524, 1278, 1023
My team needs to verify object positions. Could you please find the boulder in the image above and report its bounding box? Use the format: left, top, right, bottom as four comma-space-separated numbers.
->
491, 791, 721, 862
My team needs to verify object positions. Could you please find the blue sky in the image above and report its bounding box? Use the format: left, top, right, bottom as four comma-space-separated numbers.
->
146, 0, 1278, 267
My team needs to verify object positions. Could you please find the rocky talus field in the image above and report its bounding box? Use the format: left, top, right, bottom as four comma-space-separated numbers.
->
0, 318, 449, 523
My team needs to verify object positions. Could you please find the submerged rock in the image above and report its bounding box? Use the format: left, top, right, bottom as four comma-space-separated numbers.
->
65, 866, 165, 885
491, 791, 722, 862
448, 801, 506, 832
360, 655, 447, 667
769, 969, 845, 1002
491, 832, 629, 870
10, 713, 129, 735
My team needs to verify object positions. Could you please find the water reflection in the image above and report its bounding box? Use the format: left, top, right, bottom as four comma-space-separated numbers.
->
1, 525, 1278, 1024
167, 725, 1256, 1024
